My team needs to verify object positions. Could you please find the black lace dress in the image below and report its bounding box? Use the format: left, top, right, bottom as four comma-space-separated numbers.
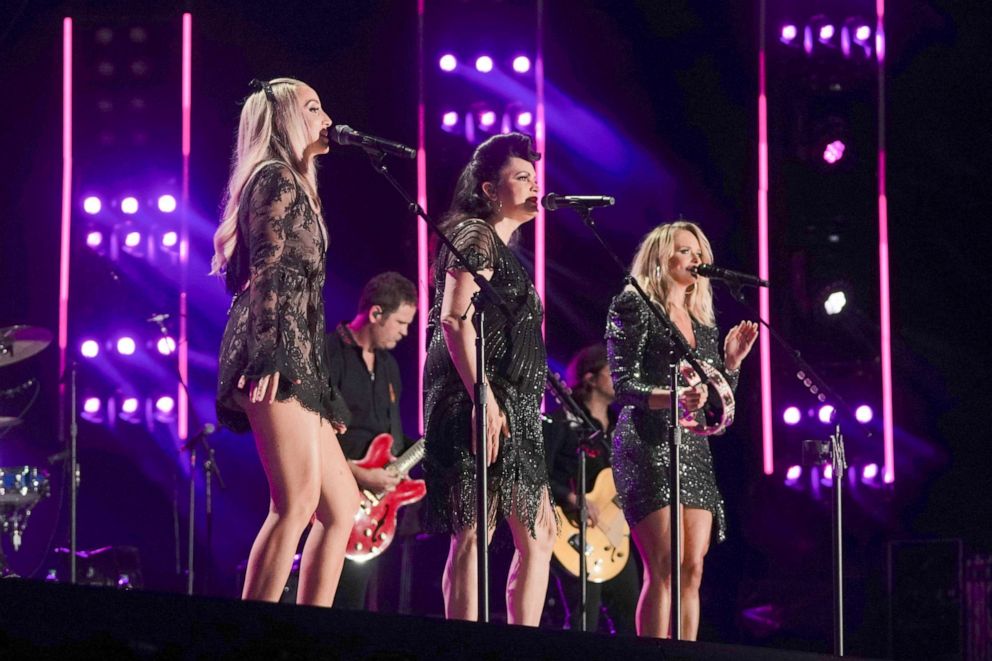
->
216, 162, 348, 433
605, 290, 738, 543
423, 219, 551, 535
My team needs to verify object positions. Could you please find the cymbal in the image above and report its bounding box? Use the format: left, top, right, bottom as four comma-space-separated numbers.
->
0, 325, 52, 367
0, 416, 22, 429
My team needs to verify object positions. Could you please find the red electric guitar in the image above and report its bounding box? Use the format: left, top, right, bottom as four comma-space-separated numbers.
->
346, 433, 426, 562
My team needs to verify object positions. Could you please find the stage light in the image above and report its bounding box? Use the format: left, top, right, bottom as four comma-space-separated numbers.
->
438, 53, 457, 72
157, 194, 177, 213
80, 340, 100, 358
855, 404, 874, 423
83, 397, 102, 414
782, 406, 802, 425
823, 139, 846, 164
86, 231, 104, 248
124, 231, 142, 248
780, 24, 798, 44
475, 55, 493, 73
818, 24, 836, 42
156, 337, 176, 355
855, 25, 872, 45
818, 404, 836, 424
121, 397, 139, 414
785, 465, 802, 482
161, 231, 178, 248
823, 464, 834, 480
442, 111, 459, 128
83, 196, 102, 214
512, 55, 531, 73
823, 290, 847, 315
516, 111, 533, 128
479, 111, 496, 128
155, 396, 175, 414
862, 463, 879, 480
116, 336, 136, 356
120, 196, 139, 214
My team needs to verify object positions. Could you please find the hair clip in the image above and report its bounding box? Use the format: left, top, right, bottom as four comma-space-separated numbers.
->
248, 78, 276, 103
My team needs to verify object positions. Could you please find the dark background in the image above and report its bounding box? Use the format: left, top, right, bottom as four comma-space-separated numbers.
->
1, 0, 989, 656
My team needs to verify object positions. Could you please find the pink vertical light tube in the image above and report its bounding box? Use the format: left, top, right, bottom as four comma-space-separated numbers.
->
758, 46, 774, 475
876, 0, 894, 483
58, 18, 73, 382
416, 0, 428, 434
178, 12, 192, 440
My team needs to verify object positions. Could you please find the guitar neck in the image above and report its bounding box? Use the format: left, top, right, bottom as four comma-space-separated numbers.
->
390, 438, 425, 475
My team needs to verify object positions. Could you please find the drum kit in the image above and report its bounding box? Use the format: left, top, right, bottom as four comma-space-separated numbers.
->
0, 324, 53, 571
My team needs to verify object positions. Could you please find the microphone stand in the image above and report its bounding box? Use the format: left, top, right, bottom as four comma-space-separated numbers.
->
713, 278, 860, 656
546, 370, 606, 632
69, 362, 79, 584
567, 205, 710, 640
362, 148, 516, 624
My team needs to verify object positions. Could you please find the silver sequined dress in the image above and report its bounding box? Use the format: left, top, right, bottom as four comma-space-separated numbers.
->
423, 219, 551, 535
605, 289, 738, 542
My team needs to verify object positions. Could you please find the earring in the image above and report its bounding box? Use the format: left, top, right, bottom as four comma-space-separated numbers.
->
493, 197, 503, 215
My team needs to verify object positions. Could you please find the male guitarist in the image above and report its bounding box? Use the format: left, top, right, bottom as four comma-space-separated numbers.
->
324, 271, 418, 610
544, 344, 639, 634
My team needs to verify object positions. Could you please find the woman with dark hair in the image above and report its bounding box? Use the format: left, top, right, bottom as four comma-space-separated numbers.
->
423, 132, 556, 625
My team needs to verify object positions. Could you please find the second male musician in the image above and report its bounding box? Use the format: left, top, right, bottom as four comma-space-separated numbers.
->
324, 271, 418, 609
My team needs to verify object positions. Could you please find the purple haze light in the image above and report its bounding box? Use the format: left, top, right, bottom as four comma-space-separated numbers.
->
83, 196, 102, 214
475, 55, 493, 73
854, 25, 871, 43
855, 404, 874, 423
479, 110, 496, 127
819, 24, 836, 41
161, 231, 178, 248
80, 339, 100, 358
512, 55, 531, 73
157, 336, 176, 355
818, 404, 835, 424
83, 397, 102, 414
155, 395, 175, 414
785, 465, 802, 481
116, 336, 136, 355
120, 196, 139, 214
782, 406, 802, 425
121, 397, 139, 414
124, 231, 142, 248
438, 54, 457, 72
516, 111, 533, 127
823, 464, 834, 480
86, 231, 104, 248
823, 140, 846, 164
862, 463, 879, 480
157, 194, 177, 213
442, 111, 459, 128
780, 24, 798, 43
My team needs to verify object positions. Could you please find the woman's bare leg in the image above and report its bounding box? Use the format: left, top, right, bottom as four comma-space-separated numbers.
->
296, 421, 360, 606
630, 506, 675, 637
239, 396, 322, 602
678, 507, 712, 640
505, 490, 557, 626
443, 523, 496, 620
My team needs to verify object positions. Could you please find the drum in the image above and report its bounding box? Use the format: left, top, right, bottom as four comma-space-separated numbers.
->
0, 466, 50, 510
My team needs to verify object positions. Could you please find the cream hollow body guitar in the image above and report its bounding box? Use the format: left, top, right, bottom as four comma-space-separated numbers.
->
552, 467, 631, 583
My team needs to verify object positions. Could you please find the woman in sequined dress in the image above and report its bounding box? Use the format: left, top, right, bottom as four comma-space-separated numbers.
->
423, 133, 556, 625
605, 221, 758, 638
211, 78, 358, 606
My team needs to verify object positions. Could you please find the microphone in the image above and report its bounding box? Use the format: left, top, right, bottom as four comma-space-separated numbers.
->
541, 193, 616, 211
182, 423, 217, 452
331, 125, 416, 160
146, 313, 170, 324
691, 264, 769, 288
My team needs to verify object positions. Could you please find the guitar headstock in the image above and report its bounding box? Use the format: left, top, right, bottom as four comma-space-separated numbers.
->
545, 370, 573, 404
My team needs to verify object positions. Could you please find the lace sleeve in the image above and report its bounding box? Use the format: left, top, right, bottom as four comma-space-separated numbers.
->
606, 290, 656, 409
240, 164, 300, 382
443, 219, 499, 274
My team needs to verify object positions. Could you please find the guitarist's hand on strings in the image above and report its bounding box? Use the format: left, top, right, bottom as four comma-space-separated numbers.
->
567, 492, 601, 528
471, 391, 508, 466
353, 465, 401, 492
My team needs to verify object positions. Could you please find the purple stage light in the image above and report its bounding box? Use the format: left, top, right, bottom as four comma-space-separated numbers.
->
479, 110, 496, 127
475, 55, 493, 73
161, 231, 178, 248
80, 339, 100, 358
823, 290, 847, 315
155, 395, 175, 414
512, 55, 531, 73
785, 465, 802, 481
438, 53, 456, 72
157, 194, 177, 213
818, 404, 835, 424
124, 231, 142, 248
116, 336, 136, 355
823, 464, 834, 480
516, 111, 533, 127
855, 404, 874, 423
121, 397, 139, 414
818, 24, 835, 41
157, 336, 176, 355
120, 196, 139, 214
823, 139, 846, 164
83, 196, 102, 214
782, 406, 802, 425
442, 111, 459, 128
86, 231, 104, 248
780, 24, 798, 44
862, 463, 879, 480
83, 397, 102, 414
854, 25, 871, 43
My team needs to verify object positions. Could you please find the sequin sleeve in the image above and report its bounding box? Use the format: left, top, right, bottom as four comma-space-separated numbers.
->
443, 219, 499, 274
240, 164, 300, 383
606, 290, 657, 410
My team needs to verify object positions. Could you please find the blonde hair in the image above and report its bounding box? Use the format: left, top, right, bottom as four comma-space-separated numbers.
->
210, 77, 325, 275
629, 221, 716, 326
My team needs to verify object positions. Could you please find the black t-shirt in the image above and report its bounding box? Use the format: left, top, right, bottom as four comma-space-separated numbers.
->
543, 403, 617, 510
324, 323, 410, 460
